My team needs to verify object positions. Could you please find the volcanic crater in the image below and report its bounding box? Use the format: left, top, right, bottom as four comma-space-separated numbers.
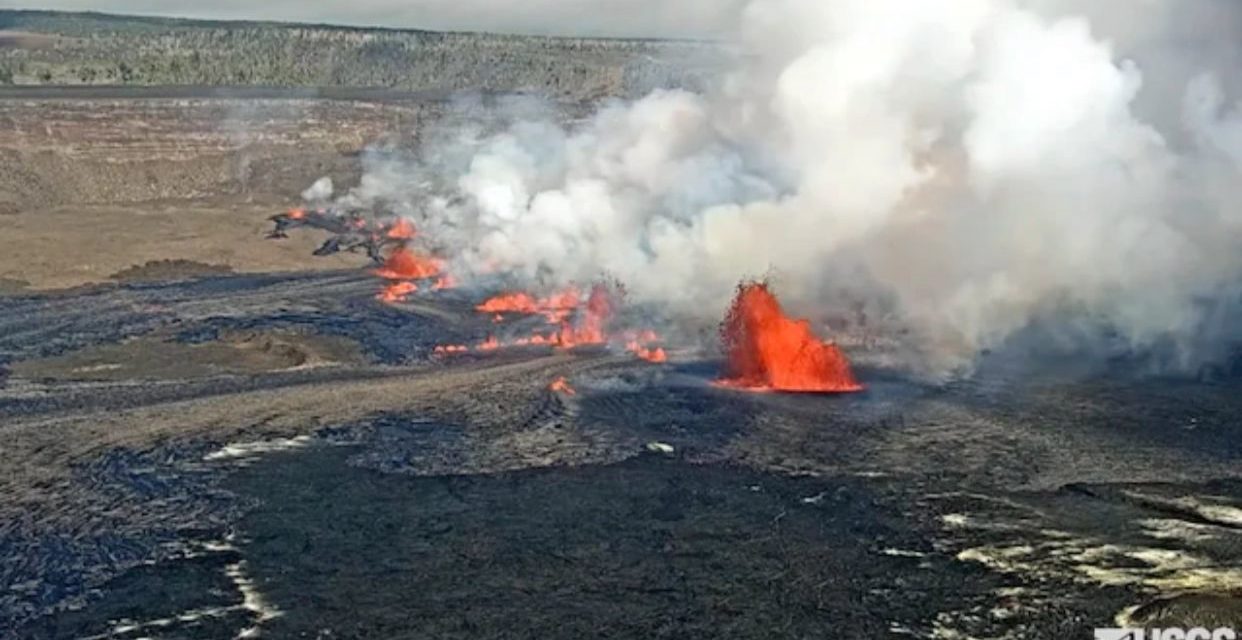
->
2, 68, 1242, 640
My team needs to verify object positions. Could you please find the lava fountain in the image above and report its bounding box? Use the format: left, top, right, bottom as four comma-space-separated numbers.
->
717, 282, 862, 393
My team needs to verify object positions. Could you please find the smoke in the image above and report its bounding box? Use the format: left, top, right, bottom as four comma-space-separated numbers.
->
326, 0, 1242, 376
301, 177, 335, 204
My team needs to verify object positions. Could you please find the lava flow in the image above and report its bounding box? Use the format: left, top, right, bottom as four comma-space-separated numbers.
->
377, 281, 418, 303
624, 329, 667, 363
553, 284, 613, 347
432, 281, 668, 362
374, 246, 445, 280
717, 282, 862, 393
476, 288, 580, 323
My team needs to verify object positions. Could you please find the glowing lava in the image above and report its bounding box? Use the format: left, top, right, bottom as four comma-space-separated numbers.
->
374, 246, 444, 280
476, 292, 536, 313
717, 282, 862, 393
431, 275, 457, 291
433, 282, 667, 361
476, 288, 581, 322
554, 284, 613, 347
629, 345, 668, 363
549, 376, 576, 395
377, 281, 418, 303
385, 217, 416, 240
624, 329, 667, 363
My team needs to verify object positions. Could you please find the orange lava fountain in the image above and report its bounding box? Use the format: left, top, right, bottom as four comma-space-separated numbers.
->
717, 282, 862, 393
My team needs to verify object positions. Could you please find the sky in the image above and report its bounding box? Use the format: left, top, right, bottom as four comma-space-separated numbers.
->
0, 0, 744, 38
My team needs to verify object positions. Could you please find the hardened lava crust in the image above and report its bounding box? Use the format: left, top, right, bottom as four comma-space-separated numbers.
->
1, 89, 1242, 640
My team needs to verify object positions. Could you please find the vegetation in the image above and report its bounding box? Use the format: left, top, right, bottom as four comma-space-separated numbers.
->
0, 10, 712, 99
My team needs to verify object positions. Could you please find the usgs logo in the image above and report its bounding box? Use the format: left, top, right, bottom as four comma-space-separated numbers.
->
1095, 629, 1237, 640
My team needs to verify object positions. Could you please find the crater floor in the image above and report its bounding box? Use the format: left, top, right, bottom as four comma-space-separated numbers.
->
2, 267, 1241, 639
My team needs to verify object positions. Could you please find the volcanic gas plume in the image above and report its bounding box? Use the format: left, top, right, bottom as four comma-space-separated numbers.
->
718, 282, 862, 393
306, 0, 1242, 377
269, 203, 669, 363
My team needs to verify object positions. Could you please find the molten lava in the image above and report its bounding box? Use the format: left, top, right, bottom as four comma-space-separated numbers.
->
475, 288, 581, 322
717, 282, 862, 393
377, 281, 418, 303
385, 217, 416, 240
554, 284, 614, 347
549, 376, 576, 395
431, 275, 457, 291
476, 292, 537, 313
374, 246, 444, 280
432, 281, 668, 361
624, 329, 668, 363
512, 334, 555, 346
632, 346, 668, 363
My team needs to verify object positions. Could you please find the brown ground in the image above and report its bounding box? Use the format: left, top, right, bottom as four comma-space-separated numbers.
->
0, 93, 429, 288
0, 31, 77, 50
0, 203, 359, 289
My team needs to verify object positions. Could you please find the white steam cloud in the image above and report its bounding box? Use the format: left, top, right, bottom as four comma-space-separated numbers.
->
331, 0, 1242, 375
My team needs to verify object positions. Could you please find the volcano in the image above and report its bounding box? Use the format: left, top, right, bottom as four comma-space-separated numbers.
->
718, 282, 863, 393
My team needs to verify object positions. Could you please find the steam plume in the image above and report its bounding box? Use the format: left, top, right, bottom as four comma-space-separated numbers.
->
325, 0, 1242, 375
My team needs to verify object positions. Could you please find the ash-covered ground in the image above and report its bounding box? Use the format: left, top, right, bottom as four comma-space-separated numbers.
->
2, 89, 1242, 640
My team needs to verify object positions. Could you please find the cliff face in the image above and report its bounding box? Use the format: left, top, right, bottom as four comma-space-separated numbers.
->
0, 11, 717, 211
0, 11, 717, 284
0, 10, 716, 100
0, 96, 426, 212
